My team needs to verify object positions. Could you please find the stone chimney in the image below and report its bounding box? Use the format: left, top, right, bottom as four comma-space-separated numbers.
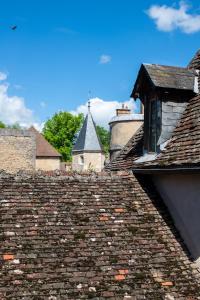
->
116, 104, 131, 116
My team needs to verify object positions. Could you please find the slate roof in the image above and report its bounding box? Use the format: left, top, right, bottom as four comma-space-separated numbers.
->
0, 171, 200, 299
29, 126, 61, 158
109, 114, 144, 125
131, 64, 198, 97
105, 126, 144, 171
73, 110, 103, 153
133, 94, 200, 169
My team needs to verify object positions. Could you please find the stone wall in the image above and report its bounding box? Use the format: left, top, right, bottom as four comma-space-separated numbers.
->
72, 152, 105, 172
0, 129, 36, 173
36, 157, 61, 171
110, 120, 143, 160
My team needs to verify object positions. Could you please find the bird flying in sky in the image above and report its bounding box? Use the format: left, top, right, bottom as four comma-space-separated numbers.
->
11, 25, 17, 30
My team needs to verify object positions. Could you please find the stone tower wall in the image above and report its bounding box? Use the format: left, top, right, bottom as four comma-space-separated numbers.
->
0, 129, 36, 173
109, 120, 143, 160
72, 152, 105, 172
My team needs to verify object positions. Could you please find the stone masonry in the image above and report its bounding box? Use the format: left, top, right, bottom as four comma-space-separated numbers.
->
0, 129, 36, 173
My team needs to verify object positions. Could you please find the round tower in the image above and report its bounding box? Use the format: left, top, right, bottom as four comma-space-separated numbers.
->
109, 103, 144, 161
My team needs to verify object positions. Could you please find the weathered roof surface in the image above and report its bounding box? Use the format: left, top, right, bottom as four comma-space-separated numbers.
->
109, 113, 144, 125
188, 49, 200, 70
29, 126, 61, 158
132, 64, 198, 97
0, 172, 200, 299
188, 50, 200, 91
73, 110, 103, 152
105, 126, 144, 171
134, 94, 200, 169
144, 64, 197, 90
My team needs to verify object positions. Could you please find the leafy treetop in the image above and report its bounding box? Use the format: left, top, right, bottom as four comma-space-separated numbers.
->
43, 111, 84, 161
96, 125, 110, 156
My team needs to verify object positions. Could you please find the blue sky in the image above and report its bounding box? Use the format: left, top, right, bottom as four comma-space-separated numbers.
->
0, 0, 200, 128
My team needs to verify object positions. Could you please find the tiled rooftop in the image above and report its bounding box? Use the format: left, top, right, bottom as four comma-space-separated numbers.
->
131, 64, 198, 98
29, 126, 61, 158
0, 171, 199, 299
134, 94, 200, 169
105, 126, 144, 171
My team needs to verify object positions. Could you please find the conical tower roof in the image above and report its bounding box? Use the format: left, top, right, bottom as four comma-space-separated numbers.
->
72, 103, 103, 153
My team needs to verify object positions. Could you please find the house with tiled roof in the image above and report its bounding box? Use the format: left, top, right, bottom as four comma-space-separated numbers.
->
1, 50, 200, 299
29, 126, 62, 171
106, 49, 200, 264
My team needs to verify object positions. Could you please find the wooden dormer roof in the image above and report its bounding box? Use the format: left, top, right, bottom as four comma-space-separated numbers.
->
131, 64, 198, 99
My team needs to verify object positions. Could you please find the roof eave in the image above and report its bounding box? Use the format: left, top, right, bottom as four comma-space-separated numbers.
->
130, 64, 155, 99
72, 149, 104, 154
132, 166, 200, 175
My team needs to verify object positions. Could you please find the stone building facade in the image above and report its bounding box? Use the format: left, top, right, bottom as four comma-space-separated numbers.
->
0, 129, 36, 173
29, 126, 61, 171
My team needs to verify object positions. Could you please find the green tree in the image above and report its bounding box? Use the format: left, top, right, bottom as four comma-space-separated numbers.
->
43, 111, 84, 161
0, 121, 6, 128
96, 125, 110, 156
7, 123, 21, 129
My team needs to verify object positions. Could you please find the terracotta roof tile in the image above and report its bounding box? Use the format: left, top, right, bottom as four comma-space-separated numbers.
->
0, 172, 199, 298
134, 94, 200, 169
188, 49, 200, 70
29, 126, 61, 158
105, 125, 143, 171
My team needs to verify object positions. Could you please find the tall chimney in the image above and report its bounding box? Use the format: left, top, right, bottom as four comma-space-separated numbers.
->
116, 104, 131, 116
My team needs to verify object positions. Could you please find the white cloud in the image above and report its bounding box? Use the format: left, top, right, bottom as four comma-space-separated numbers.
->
0, 73, 41, 129
71, 97, 136, 128
147, 1, 200, 33
99, 54, 111, 64
0, 72, 7, 81
40, 101, 46, 108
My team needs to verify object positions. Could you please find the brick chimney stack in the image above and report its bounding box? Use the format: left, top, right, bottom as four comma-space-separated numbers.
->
116, 104, 131, 116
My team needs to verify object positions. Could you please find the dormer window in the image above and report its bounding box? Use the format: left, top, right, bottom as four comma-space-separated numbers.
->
148, 98, 161, 152
131, 64, 197, 154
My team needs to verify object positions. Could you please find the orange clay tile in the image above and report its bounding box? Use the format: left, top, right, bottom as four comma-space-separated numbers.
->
115, 274, 126, 281
99, 216, 109, 221
3, 254, 14, 260
114, 208, 124, 213
119, 269, 129, 275
161, 281, 173, 286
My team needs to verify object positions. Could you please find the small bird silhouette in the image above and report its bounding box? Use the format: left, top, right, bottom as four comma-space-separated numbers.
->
11, 25, 17, 30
